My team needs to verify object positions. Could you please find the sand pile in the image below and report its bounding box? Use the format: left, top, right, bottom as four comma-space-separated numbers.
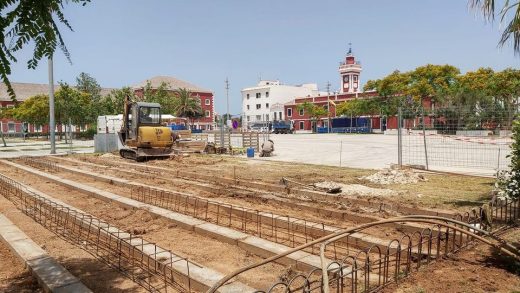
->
362, 167, 426, 184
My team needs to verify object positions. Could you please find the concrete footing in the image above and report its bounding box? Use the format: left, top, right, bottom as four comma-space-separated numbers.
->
0, 213, 92, 293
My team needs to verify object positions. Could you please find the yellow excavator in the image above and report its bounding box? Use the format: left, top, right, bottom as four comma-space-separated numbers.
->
118, 95, 174, 161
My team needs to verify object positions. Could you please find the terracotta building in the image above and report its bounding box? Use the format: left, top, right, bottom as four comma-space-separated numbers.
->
132, 76, 215, 130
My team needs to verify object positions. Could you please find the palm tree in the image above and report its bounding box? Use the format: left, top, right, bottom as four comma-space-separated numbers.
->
173, 88, 203, 129
470, 0, 520, 54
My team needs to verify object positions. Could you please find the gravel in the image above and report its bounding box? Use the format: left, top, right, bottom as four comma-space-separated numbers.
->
361, 167, 427, 184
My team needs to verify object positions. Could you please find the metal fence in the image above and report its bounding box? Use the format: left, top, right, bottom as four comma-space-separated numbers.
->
398, 106, 514, 175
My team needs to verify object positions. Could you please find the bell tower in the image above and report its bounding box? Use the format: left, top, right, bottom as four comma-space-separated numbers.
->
339, 44, 362, 93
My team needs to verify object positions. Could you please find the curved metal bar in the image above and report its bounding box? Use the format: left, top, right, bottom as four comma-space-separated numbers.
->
208, 216, 520, 293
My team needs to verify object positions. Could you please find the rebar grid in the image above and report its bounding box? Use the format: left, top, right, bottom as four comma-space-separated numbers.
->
253, 198, 520, 293
19, 156, 60, 172
130, 185, 409, 261
0, 173, 197, 293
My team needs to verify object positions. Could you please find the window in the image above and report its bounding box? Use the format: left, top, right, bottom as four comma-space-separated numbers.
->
6, 104, 14, 108
354, 75, 358, 82
139, 107, 160, 124
274, 112, 277, 120
247, 116, 250, 121
247, 105, 250, 110
205, 110, 210, 117
256, 93, 261, 99
256, 104, 261, 110
205, 99, 210, 105
299, 108, 304, 116
299, 121, 304, 129
247, 94, 250, 99
279, 111, 282, 119
324, 104, 329, 111
256, 115, 261, 121
266, 114, 269, 121
35, 125, 42, 133
287, 108, 292, 117
8, 122, 15, 133
266, 92, 269, 97
266, 103, 269, 108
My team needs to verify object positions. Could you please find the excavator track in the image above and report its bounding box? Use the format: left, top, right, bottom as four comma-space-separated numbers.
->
120, 148, 141, 161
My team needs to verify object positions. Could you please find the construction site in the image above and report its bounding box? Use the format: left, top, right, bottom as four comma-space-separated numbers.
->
0, 152, 518, 293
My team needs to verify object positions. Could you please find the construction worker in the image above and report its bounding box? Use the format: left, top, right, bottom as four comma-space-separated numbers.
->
260, 139, 274, 157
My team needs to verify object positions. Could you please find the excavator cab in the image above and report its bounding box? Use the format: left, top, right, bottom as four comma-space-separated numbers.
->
119, 96, 174, 161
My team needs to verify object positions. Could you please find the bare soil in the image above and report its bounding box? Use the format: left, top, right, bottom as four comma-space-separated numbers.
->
0, 238, 40, 293
45, 157, 409, 246
2, 154, 517, 293
382, 228, 520, 293
83, 153, 494, 211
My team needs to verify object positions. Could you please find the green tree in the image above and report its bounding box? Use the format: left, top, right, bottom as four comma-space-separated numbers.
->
408, 64, 460, 105
99, 87, 133, 115
336, 98, 380, 117
173, 88, 203, 128
11, 94, 49, 126
141, 81, 177, 115
470, 0, 520, 54
297, 101, 327, 132
0, 0, 90, 100
76, 72, 101, 100
55, 83, 94, 142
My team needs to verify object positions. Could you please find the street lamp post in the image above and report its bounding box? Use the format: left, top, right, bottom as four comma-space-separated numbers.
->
48, 56, 56, 154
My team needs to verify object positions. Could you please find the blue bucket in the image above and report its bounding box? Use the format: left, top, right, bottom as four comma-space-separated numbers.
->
246, 147, 255, 158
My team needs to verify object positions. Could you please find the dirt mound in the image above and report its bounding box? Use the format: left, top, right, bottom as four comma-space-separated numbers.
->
314, 181, 397, 197
362, 167, 427, 185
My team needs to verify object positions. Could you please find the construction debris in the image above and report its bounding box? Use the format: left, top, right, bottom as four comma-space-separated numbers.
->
362, 166, 427, 184
315, 181, 398, 197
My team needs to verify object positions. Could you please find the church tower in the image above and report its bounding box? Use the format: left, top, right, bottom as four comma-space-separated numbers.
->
339, 44, 362, 93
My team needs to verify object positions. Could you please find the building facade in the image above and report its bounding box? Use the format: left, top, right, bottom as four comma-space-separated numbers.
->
241, 80, 322, 129
132, 76, 215, 130
0, 75, 215, 134
339, 47, 362, 93
283, 48, 367, 131
284, 91, 380, 131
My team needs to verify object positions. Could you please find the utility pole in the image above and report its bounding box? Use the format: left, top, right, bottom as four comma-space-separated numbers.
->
326, 81, 331, 133
48, 56, 56, 154
225, 77, 230, 128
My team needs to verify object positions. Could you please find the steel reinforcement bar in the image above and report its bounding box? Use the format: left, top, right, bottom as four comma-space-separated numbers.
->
210, 215, 520, 293
129, 185, 442, 264
0, 172, 202, 293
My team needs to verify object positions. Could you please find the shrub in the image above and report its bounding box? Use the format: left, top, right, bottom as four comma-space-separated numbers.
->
495, 118, 520, 200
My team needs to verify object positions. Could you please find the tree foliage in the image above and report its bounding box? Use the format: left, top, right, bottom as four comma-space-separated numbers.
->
139, 81, 178, 115
0, 0, 90, 100
470, 0, 520, 55
98, 87, 132, 115
173, 88, 203, 121
76, 72, 101, 100
11, 94, 48, 125
297, 102, 327, 132
297, 102, 327, 121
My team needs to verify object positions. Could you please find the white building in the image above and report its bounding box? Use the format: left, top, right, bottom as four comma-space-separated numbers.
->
241, 80, 321, 128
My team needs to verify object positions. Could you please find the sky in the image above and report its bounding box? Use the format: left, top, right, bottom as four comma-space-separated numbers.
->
7, 0, 520, 114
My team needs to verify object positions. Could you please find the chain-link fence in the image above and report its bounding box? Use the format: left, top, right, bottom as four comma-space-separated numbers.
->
398, 106, 513, 175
